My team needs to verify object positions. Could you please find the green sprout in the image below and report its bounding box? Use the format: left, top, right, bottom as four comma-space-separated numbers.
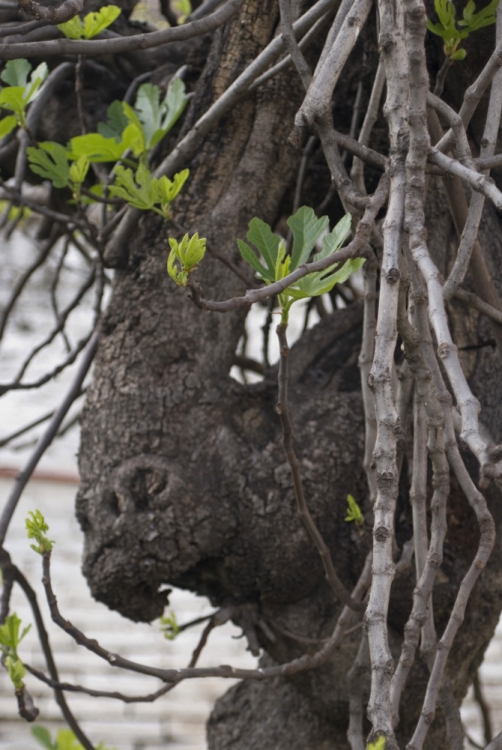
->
167, 232, 206, 286
57, 5, 121, 40
427, 0, 499, 60
367, 736, 386, 750
0, 613, 31, 691
0, 58, 48, 134
25, 510, 54, 555
159, 611, 180, 640
237, 206, 363, 324
32, 726, 117, 750
345, 494, 364, 525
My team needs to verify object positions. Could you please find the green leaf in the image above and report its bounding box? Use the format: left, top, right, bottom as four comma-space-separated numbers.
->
159, 612, 180, 640
317, 213, 352, 261
345, 494, 364, 524
58, 5, 121, 39
173, 0, 191, 21
27, 142, 69, 189
1, 59, 32, 88
55, 729, 84, 750
153, 168, 189, 218
68, 124, 141, 162
451, 47, 467, 59
25, 509, 55, 554
0, 613, 31, 653
237, 239, 270, 280
69, 155, 90, 186
24, 62, 49, 104
31, 726, 57, 750
5, 655, 25, 690
97, 100, 129, 142
109, 163, 155, 209
0, 87, 27, 119
132, 78, 187, 150
368, 737, 386, 750
0, 114, 17, 138
83, 5, 121, 38
246, 217, 281, 274
57, 15, 85, 38
156, 78, 187, 143
287, 205, 329, 270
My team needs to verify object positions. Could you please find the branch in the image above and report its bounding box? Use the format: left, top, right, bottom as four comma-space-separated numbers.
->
278, 0, 311, 90
0, 332, 98, 545
17, 0, 82, 23
39, 541, 372, 684
0, 0, 245, 58
104, 0, 337, 265
275, 321, 365, 612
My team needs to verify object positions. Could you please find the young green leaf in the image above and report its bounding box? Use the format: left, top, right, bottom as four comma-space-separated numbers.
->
58, 5, 121, 39
97, 99, 129, 142
25, 509, 55, 555
368, 736, 386, 750
5, 655, 26, 691
0, 87, 28, 121
32, 726, 57, 750
54, 729, 84, 750
0, 114, 17, 138
167, 232, 206, 286
109, 163, 156, 210
173, 0, 191, 22
0, 613, 31, 655
131, 78, 188, 150
27, 142, 69, 189
159, 611, 180, 640
1, 58, 32, 88
243, 217, 281, 281
287, 205, 329, 270
68, 126, 140, 163
236, 239, 270, 279
345, 494, 364, 525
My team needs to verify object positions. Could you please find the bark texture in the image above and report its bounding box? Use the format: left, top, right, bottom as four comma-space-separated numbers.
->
76, 1, 502, 747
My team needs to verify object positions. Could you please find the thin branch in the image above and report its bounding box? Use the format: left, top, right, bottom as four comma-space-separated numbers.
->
104, 0, 338, 265
0, 332, 98, 546
0, 0, 245, 58
473, 671, 493, 745
17, 0, 82, 23
39, 546, 372, 683
275, 321, 365, 612
347, 632, 370, 750
278, 0, 312, 90
185, 174, 389, 314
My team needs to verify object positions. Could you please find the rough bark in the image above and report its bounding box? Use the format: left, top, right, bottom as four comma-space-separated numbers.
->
76, 1, 502, 747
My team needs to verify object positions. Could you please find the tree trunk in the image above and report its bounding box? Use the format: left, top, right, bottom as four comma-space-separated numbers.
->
76, 0, 502, 746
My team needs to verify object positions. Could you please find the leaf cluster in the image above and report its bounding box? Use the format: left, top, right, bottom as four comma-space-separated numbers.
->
0, 58, 48, 135
0, 613, 31, 691
26, 77, 188, 212
237, 206, 363, 323
167, 232, 206, 286
345, 494, 364, 525
427, 0, 499, 58
57, 5, 121, 40
159, 611, 180, 640
25, 509, 54, 555
110, 164, 189, 218
32, 726, 116, 750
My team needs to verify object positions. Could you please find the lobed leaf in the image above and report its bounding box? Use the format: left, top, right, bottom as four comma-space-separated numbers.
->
27, 142, 69, 189
287, 205, 329, 270
98, 99, 129, 142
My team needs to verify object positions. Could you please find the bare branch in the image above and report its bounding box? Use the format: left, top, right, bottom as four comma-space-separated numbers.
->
17, 0, 82, 23
0, 0, 245, 58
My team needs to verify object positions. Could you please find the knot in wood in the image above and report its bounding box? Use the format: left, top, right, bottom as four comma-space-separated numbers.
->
379, 33, 394, 53
437, 342, 453, 358
374, 525, 389, 542
386, 267, 400, 285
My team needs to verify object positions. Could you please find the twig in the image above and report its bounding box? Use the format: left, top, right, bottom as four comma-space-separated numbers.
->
347, 632, 370, 750
39, 546, 372, 683
185, 174, 389, 314
275, 321, 365, 612
278, 0, 311, 90
0, 0, 245, 58
473, 671, 493, 745
0, 332, 98, 545
104, 0, 339, 265
17, 0, 82, 23
358, 257, 378, 504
